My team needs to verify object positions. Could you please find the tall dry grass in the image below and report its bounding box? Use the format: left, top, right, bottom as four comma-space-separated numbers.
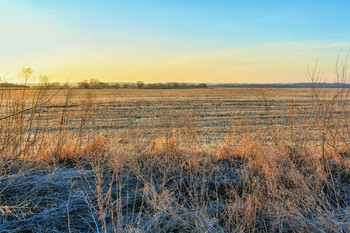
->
0, 66, 349, 232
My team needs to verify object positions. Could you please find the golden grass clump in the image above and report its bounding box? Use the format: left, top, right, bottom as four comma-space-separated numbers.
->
35, 134, 107, 164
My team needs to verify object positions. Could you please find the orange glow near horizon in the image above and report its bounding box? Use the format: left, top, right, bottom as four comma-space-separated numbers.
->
0, 42, 345, 84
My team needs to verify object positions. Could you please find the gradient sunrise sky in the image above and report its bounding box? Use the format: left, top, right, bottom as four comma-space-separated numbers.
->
0, 0, 349, 83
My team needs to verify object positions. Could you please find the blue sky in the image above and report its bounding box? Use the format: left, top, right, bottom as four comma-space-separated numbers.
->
0, 0, 349, 83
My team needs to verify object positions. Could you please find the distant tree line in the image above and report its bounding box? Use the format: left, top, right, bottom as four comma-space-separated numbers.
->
5, 74, 350, 90
141, 82, 207, 89
209, 83, 350, 88
74, 81, 350, 89
38, 81, 350, 89
78, 79, 121, 89
0, 82, 29, 88
76, 79, 208, 89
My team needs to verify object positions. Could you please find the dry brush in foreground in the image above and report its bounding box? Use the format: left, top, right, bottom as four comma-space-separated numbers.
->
0, 68, 349, 232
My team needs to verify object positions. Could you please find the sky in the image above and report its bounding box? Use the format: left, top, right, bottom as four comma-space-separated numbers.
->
0, 0, 349, 83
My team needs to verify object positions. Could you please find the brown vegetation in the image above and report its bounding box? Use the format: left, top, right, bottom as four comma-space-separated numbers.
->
0, 66, 349, 232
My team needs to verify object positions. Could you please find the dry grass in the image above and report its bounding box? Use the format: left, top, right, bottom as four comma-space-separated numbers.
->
0, 71, 350, 232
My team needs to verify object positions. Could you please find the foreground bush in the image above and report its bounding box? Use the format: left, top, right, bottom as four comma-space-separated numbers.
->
0, 131, 349, 232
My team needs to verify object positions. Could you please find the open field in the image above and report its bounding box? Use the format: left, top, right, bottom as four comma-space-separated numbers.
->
5, 88, 347, 142
0, 87, 349, 232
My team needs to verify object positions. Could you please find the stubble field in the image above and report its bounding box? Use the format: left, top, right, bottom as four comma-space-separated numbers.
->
23, 88, 340, 143
0, 87, 349, 232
